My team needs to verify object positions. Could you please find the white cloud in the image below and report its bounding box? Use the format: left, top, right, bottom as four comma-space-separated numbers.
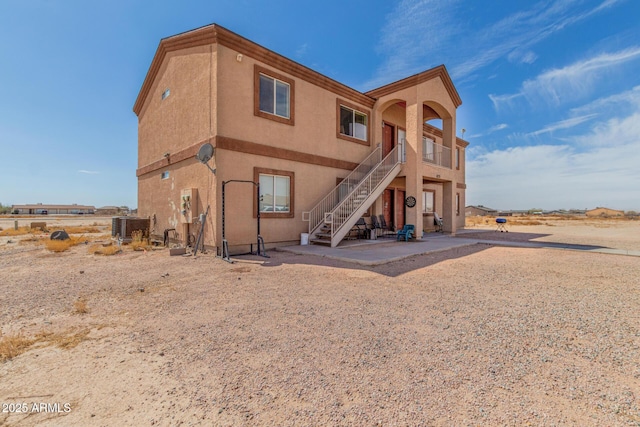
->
526, 114, 597, 136
468, 123, 509, 139
295, 43, 308, 58
467, 109, 640, 210
570, 85, 640, 115
78, 170, 99, 174
508, 50, 538, 65
365, 0, 623, 89
493, 47, 640, 110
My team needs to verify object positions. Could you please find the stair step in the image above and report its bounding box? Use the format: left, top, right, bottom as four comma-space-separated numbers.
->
310, 239, 331, 246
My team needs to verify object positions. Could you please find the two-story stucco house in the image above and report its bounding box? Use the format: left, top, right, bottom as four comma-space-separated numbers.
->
134, 24, 468, 254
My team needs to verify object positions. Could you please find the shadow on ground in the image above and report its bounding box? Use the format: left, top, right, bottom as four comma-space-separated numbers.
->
457, 230, 609, 250
233, 243, 494, 278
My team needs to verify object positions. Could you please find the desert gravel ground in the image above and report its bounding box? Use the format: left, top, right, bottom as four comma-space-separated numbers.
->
1, 217, 639, 426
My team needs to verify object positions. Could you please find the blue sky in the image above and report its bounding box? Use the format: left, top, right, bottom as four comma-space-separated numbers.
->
1, 0, 639, 211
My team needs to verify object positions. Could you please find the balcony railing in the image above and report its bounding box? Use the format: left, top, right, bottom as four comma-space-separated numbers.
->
423, 138, 451, 168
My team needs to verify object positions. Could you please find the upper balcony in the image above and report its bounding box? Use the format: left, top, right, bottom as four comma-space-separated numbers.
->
422, 137, 451, 169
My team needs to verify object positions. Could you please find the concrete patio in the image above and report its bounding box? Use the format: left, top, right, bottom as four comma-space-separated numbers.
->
277, 230, 640, 266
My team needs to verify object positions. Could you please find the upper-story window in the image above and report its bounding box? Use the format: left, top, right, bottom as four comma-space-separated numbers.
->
254, 65, 295, 125
336, 99, 370, 145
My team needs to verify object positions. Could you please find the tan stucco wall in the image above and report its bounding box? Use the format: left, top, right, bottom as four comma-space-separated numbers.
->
138, 158, 217, 247
216, 44, 372, 162
137, 45, 216, 168
214, 149, 354, 252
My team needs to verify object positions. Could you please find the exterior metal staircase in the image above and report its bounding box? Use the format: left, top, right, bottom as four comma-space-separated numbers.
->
303, 145, 402, 247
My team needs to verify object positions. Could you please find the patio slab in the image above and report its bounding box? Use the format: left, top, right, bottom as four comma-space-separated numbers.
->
277, 232, 640, 266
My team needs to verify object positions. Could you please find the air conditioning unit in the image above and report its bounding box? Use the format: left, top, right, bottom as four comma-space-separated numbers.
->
112, 217, 150, 242
111, 217, 123, 237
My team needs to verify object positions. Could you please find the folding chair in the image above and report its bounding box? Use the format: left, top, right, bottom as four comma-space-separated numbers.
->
371, 215, 384, 237
378, 215, 392, 236
433, 212, 443, 232
353, 217, 369, 239
396, 224, 415, 241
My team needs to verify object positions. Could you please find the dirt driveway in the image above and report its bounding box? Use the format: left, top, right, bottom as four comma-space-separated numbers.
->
1, 217, 639, 426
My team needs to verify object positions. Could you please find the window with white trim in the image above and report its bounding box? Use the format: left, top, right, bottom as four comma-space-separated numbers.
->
259, 174, 291, 213
259, 74, 290, 119
422, 191, 434, 213
339, 105, 367, 141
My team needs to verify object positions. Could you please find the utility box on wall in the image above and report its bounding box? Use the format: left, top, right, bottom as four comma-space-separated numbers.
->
180, 188, 198, 224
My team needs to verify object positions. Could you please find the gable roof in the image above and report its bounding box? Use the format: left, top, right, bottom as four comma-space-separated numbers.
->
365, 65, 462, 108
133, 24, 463, 117
133, 24, 374, 116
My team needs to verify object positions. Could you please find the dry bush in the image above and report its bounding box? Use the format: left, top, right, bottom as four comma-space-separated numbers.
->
510, 219, 543, 226
44, 235, 86, 252
465, 216, 484, 227
88, 243, 121, 256
53, 226, 100, 234
0, 226, 35, 237
34, 328, 91, 350
19, 235, 41, 243
130, 230, 151, 251
73, 298, 89, 314
0, 333, 35, 362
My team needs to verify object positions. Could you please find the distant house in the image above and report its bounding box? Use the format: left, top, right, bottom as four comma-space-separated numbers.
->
96, 206, 127, 216
11, 204, 95, 215
465, 205, 497, 216
586, 207, 624, 217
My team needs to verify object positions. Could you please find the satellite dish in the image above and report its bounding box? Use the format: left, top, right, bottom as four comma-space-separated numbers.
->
196, 143, 214, 164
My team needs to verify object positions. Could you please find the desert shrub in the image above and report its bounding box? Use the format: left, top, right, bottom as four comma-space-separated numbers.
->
73, 298, 89, 314
53, 226, 100, 234
130, 230, 151, 251
0, 226, 34, 237
0, 333, 35, 362
34, 328, 91, 350
88, 243, 121, 256
44, 235, 85, 252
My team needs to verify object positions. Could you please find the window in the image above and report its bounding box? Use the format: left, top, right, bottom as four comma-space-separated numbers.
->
336, 99, 370, 145
260, 75, 290, 118
254, 167, 294, 218
254, 65, 295, 125
161, 88, 170, 100
455, 147, 460, 170
161, 171, 169, 180
456, 193, 460, 216
422, 191, 434, 213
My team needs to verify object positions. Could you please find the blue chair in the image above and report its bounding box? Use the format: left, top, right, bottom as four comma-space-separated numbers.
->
396, 224, 415, 241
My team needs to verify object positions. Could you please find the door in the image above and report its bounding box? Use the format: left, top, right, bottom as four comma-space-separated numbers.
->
383, 122, 395, 157
396, 190, 406, 230
383, 189, 393, 230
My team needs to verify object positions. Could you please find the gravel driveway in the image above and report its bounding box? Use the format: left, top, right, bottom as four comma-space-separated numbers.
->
1, 219, 639, 426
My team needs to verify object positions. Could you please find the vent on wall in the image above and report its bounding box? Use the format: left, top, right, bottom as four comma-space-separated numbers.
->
162, 88, 170, 100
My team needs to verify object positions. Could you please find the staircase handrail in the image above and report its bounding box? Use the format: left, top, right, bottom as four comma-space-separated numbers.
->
330, 145, 400, 236
304, 146, 382, 233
